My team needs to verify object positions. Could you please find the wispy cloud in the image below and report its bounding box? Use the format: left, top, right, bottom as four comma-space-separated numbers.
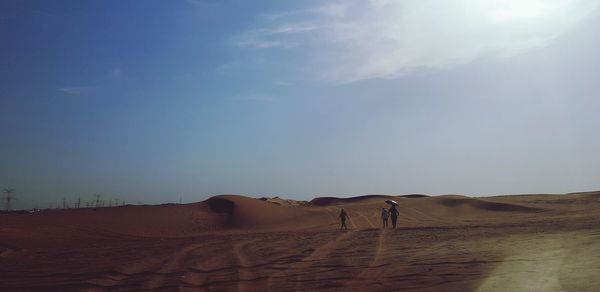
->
272, 81, 292, 86
109, 68, 122, 78
215, 61, 242, 75
230, 92, 275, 102
235, 0, 600, 83
234, 31, 294, 49
233, 21, 323, 49
57, 86, 95, 95
184, 0, 221, 7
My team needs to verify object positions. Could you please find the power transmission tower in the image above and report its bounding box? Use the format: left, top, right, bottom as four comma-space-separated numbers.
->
63, 197, 67, 209
2, 188, 16, 211
77, 197, 81, 208
94, 194, 101, 208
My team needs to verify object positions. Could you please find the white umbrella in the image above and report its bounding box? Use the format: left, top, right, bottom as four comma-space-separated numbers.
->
385, 199, 398, 206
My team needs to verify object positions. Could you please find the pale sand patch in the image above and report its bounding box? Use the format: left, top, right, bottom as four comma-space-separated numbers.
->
477, 231, 600, 292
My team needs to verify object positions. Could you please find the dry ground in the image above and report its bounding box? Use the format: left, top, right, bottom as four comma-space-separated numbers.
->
1, 192, 599, 291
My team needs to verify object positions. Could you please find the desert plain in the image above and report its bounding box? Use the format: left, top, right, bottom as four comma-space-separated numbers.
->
1, 191, 600, 291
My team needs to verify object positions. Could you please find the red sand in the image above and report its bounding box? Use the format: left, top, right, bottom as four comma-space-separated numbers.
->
1, 192, 600, 291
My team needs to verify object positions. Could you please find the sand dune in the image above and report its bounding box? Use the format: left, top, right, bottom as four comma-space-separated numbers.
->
1, 192, 599, 291
436, 196, 540, 212
206, 195, 327, 230
309, 195, 395, 206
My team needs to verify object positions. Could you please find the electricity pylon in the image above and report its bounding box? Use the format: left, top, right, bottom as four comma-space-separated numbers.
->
2, 188, 16, 211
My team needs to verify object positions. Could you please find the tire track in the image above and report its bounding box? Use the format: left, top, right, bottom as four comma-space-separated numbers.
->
356, 211, 376, 228
234, 239, 266, 292
351, 228, 388, 287
401, 205, 442, 223
293, 230, 357, 290
142, 243, 202, 289
266, 230, 357, 291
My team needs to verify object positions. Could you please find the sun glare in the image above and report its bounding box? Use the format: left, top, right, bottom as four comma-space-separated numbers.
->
490, 0, 546, 20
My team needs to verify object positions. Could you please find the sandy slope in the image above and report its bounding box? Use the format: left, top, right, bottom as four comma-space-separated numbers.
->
1, 192, 599, 291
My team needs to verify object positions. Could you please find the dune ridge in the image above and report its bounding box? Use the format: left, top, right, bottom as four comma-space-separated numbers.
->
1, 191, 600, 291
437, 196, 542, 213
309, 194, 395, 206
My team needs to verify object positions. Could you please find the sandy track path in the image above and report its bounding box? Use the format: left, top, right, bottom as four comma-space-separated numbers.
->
142, 243, 202, 290
292, 230, 359, 290
233, 238, 270, 292
265, 230, 358, 290
265, 228, 390, 290
356, 211, 376, 228
346, 228, 390, 288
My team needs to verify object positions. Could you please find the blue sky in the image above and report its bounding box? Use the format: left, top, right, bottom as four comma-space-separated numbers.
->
2, 0, 600, 209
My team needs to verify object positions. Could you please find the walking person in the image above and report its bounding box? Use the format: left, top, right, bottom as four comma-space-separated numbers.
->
389, 205, 399, 229
338, 208, 349, 230
381, 207, 389, 228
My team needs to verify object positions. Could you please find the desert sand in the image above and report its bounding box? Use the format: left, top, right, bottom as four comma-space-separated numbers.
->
1, 192, 600, 291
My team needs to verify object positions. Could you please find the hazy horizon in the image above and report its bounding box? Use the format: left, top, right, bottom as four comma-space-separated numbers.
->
2, 0, 600, 209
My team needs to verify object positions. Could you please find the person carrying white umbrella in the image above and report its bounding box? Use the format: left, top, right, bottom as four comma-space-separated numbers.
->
386, 199, 400, 229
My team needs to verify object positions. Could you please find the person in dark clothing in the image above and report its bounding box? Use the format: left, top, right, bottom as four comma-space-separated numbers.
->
389, 205, 399, 229
338, 208, 349, 230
